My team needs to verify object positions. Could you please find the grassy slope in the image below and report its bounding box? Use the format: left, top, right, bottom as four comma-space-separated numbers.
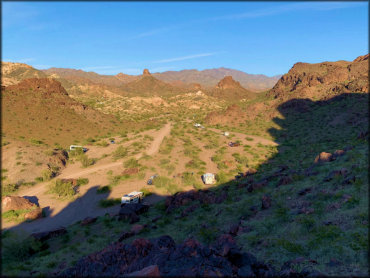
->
2, 92, 368, 276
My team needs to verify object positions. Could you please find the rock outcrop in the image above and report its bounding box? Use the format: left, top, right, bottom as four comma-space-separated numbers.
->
2, 196, 38, 212
205, 104, 247, 125
143, 69, 151, 76
270, 54, 369, 100
62, 234, 320, 277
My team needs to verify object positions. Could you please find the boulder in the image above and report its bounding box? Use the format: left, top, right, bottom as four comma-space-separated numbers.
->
238, 265, 255, 277
277, 175, 293, 186
31, 227, 67, 242
261, 195, 272, 210
126, 265, 160, 277
131, 224, 145, 235
24, 207, 43, 221
333, 149, 346, 157
314, 152, 335, 163
119, 203, 149, 223
81, 217, 97, 226
118, 231, 134, 242
2, 196, 38, 212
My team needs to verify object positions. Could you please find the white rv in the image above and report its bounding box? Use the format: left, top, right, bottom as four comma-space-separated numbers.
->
201, 173, 216, 185
121, 191, 144, 204
69, 145, 88, 152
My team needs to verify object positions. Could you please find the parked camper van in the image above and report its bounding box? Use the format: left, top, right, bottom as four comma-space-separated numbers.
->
69, 145, 88, 152
121, 191, 144, 204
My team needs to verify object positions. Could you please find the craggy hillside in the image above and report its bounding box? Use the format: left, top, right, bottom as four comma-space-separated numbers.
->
2, 62, 48, 86
205, 76, 257, 100
120, 69, 187, 97
2, 78, 124, 146
269, 54, 369, 100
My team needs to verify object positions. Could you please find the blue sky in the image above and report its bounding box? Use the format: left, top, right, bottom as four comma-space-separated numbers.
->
2, 1, 368, 76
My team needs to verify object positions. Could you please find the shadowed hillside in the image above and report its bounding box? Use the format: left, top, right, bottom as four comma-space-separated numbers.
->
2, 92, 368, 277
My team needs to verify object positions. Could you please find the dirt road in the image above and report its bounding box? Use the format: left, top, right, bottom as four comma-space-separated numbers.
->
2, 123, 171, 234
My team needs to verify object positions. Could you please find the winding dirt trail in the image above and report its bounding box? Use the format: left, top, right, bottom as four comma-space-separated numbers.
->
2, 123, 171, 234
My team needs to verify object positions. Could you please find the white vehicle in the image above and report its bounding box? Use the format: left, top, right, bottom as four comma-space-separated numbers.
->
223, 131, 230, 137
201, 173, 216, 185
121, 191, 144, 204
194, 123, 205, 129
69, 145, 88, 152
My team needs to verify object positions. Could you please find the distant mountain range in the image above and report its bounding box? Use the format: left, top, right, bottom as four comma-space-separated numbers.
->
152, 68, 281, 92
43, 67, 281, 92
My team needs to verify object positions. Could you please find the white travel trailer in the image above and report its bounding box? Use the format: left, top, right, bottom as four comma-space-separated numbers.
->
201, 173, 216, 185
121, 191, 144, 204
69, 145, 88, 152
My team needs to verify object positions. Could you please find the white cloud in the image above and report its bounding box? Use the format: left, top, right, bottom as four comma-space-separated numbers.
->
210, 2, 368, 21
153, 52, 220, 64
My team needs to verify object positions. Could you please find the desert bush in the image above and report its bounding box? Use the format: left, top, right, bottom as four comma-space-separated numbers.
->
79, 154, 96, 168
124, 158, 140, 168
140, 187, 152, 197
112, 146, 128, 160
69, 148, 84, 157
34, 176, 43, 183
97, 185, 111, 194
2, 232, 44, 264
232, 153, 248, 166
30, 138, 45, 145
99, 198, 120, 208
77, 178, 89, 186
41, 169, 53, 181
215, 171, 228, 184
49, 179, 76, 198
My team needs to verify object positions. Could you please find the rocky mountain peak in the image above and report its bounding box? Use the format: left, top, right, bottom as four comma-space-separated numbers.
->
143, 69, 151, 76
216, 76, 242, 90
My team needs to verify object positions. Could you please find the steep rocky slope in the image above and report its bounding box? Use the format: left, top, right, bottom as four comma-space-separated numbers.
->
269, 54, 369, 100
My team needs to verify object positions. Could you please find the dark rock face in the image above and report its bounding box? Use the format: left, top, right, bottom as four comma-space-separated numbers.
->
62, 235, 234, 277
62, 232, 322, 277
118, 203, 149, 223
261, 194, 272, 209
31, 227, 67, 242
81, 217, 97, 226
164, 189, 228, 214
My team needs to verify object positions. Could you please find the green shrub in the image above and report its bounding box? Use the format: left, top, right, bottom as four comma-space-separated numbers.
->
2, 232, 44, 263
124, 158, 140, 168
79, 154, 96, 168
30, 138, 45, 145
99, 198, 120, 207
34, 176, 43, 183
41, 169, 53, 181
140, 187, 152, 197
77, 178, 89, 186
49, 179, 76, 198
97, 185, 111, 194
113, 146, 128, 160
